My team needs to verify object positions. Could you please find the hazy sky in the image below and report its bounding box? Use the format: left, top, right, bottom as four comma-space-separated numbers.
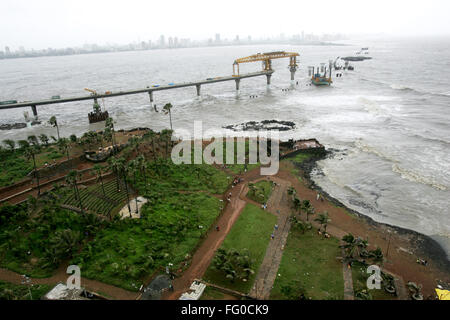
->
1, 0, 450, 49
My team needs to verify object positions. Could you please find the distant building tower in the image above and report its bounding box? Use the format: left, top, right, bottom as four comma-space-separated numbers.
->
248, 35, 252, 42
215, 33, 221, 43
5, 46, 10, 56
159, 35, 166, 48
168, 37, 173, 48
174, 37, 178, 48
235, 35, 239, 43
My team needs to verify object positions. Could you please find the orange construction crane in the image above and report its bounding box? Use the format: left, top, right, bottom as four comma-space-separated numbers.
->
233, 51, 299, 79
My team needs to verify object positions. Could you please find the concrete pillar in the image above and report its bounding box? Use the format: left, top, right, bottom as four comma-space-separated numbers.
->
196, 84, 201, 96
31, 105, 38, 120
148, 91, 154, 104
235, 79, 240, 91
266, 74, 272, 85
290, 66, 297, 81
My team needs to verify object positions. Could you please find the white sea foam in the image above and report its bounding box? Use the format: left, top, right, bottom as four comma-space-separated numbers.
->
392, 164, 447, 191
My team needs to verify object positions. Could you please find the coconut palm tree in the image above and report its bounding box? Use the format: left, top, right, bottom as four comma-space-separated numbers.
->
301, 200, 315, 221
2, 139, 15, 152
341, 233, 357, 259
24, 143, 41, 196
118, 158, 132, 217
49, 116, 60, 140
369, 247, 384, 265
163, 103, 174, 130
127, 160, 140, 213
65, 170, 83, 213
314, 211, 331, 233
160, 129, 173, 158
105, 117, 116, 151
38, 134, 49, 147
146, 130, 157, 159
108, 157, 122, 192
92, 164, 106, 196
136, 155, 148, 193
57, 137, 70, 161
27, 135, 39, 147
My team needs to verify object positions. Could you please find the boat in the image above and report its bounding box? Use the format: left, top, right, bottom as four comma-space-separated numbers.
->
309, 63, 332, 86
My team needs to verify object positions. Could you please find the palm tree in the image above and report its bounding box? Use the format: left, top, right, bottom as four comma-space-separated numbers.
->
65, 170, 84, 213
301, 200, 315, 221
3, 139, 15, 152
108, 157, 122, 192
49, 116, 60, 140
105, 117, 116, 151
27, 135, 39, 147
369, 247, 384, 265
136, 155, 148, 193
163, 103, 174, 130
92, 164, 106, 196
160, 129, 173, 158
24, 143, 41, 196
314, 211, 331, 233
57, 138, 70, 161
38, 134, 49, 147
341, 233, 357, 259
18, 140, 30, 151
292, 196, 301, 214
127, 160, 139, 213
118, 158, 132, 216
147, 130, 157, 159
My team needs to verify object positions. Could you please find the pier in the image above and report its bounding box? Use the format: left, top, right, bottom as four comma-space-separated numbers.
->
0, 70, 274, 120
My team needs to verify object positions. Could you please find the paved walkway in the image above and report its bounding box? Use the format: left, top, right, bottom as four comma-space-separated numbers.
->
249, 177, 292, 300
341, 249, 355, 300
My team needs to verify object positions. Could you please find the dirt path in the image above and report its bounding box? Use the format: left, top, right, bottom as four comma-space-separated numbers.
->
0, 265, 139, 300
249, 177, 292, 300
163, 178, 248, 300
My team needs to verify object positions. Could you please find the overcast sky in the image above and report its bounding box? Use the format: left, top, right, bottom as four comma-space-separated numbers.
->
1, 0, 450, 50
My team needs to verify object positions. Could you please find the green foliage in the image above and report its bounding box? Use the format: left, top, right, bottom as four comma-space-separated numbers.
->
212, 248, 255, 283
0, 281, 52, 300
204, 204, 276, 293
246, 180, 273, 204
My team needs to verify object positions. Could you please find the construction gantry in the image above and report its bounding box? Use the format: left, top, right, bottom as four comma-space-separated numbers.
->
233, 51, 300, 81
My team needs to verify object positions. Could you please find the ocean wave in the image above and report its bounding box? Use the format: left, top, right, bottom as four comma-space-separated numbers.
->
389, 84, 414, 91
392, 164, 447, 191
354, 139, 398, 163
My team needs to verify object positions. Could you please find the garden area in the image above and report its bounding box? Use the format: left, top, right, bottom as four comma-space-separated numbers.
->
270, 226, 344, 300
246, 180, 273, 204
203, 203, 277, 294
0, 280, 52, 300
0, 201, 105, 278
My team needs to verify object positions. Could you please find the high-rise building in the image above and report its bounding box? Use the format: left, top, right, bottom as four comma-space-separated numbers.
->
159, 35, 166, 48
215, 33, 221, 43
5, 46, 10, 56
168, 37, 173, 48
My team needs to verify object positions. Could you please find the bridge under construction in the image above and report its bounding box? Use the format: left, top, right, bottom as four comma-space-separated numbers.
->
0, 51, 299, 121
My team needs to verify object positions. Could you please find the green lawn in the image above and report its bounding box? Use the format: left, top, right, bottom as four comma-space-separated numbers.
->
0, 280, 52, 300
246, 180, 273, 204
270, 227, 344, 300
71, 192, 222, 291
203, 203, 277, 294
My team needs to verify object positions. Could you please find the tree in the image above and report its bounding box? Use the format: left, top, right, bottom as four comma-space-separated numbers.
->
69, 134, 78, 144
49, 116, 60, 140
136, 155, 148, 193
38, 134, 49, 147
341, 233, 357, 259
108, 157, 122, 192
105, 117, 116, 151
163, 103, 174, 130
3, 139, 15, 152
18, 140, 30, 151
57, 138, 70, 161
27, 135, 39, 147
212, 248, 254, 283
290, 214, 307, 234
127, 160, 140, 213
369, 247, 384, 265
160, 129, 173, 158
301, 200, 315, 221
119, 158, 132, 217
146, 130, 157, 159
314, 211, 331, 233
65, 170, 84, 213
92, 164, 106, 196
24, 143, 41, 196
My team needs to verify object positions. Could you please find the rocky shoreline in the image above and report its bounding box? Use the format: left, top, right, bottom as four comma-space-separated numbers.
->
293, 148, 450, 274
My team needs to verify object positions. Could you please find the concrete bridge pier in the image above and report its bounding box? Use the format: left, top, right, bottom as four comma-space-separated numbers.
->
266, 74, 272, 86
196, 84, 201, 96
148, 91, 154, 106
31, 105, 38, 120
290, 66, 297, 81
235, 79, 240, 91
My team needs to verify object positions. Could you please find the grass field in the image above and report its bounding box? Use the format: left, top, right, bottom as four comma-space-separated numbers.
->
246, 180, 273, 204
203, 203, 277, 294
71, 191, 222, 291
270, 227, 344, 300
